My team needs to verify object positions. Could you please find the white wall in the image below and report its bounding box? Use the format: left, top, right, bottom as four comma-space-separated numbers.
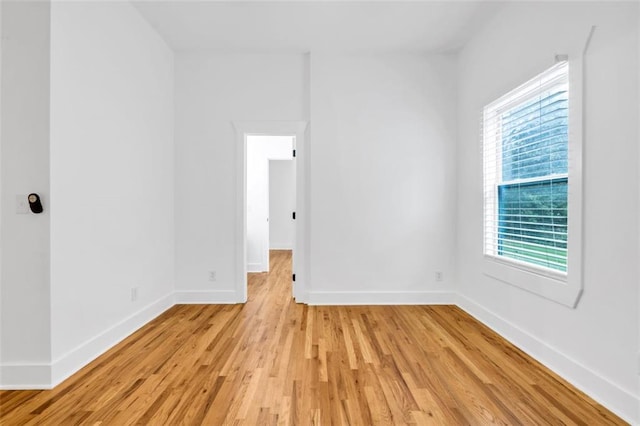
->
174, 53, 306, 300
269, 160, 295, 250
638, 6, 640, 422
246, 136, 293, 272
1, 5, 631, 420
49, 2, 175, 384
0, 1, 52, 386
175, 53, 457, 304
456, 2, 639, 422
308, 54, 457, 304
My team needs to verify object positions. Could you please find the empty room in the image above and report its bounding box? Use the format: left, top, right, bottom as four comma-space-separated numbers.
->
0, 0, 638, 424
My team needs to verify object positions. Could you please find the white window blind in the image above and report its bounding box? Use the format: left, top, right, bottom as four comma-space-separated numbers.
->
483, 62, 569, 275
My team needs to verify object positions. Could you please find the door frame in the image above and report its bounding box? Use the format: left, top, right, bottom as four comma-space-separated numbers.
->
233, 121, 309, 303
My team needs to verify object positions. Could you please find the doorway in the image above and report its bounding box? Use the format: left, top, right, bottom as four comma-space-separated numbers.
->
233, 121, 309, 304
246, 135, 294, 274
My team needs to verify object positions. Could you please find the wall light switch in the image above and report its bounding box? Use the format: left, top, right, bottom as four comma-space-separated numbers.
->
16, 195, 29, 214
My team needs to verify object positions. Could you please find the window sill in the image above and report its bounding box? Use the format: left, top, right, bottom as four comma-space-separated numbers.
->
483, 256, 582, 308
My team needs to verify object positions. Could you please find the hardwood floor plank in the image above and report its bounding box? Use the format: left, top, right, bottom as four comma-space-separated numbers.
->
0, 250, 627, 425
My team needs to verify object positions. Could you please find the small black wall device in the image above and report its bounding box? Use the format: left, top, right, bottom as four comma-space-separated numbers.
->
28, 193, 43, 214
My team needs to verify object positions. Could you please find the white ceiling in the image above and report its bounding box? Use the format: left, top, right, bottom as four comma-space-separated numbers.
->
132, 1, 503, 53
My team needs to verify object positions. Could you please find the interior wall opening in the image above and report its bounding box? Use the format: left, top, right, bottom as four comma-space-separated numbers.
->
246, 135, 296, 299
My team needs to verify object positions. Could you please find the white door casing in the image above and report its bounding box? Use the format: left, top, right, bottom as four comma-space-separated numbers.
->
233, 121, 309, 303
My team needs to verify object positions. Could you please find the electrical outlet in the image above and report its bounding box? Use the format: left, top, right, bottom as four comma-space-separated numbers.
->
435, 271, 443, 282
209, 271, 217, 282
131, 287, 138, 302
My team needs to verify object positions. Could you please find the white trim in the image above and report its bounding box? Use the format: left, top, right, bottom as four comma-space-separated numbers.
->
232, 121, 310, 304
457, 294, 638, 425
483, 257, 581, 308
0, 1, 3, 390
0, 364, 52, 390
0, 293, 174, 390
307, 291, 456, 306
269, 245, 294, 250
485, 61, 569, 112
247, 263, 264, 273
174, 290, 238, 304
2, 290, 637, 424
485, 253, 567, 282
50, 293, 174, 387
566, 49, 585, 306
482, 57, 583, 308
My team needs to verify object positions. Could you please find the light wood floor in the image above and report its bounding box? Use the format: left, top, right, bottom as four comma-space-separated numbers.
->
0, 250, 626, 425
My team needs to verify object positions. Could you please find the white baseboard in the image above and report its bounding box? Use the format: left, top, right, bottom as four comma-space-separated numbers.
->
307, 290, 456, 305
269, 245, 292, 250
456, 294, 639, 425
0, 364, 52, 390
247, 263, 265, 273
174, 290, 239, 304
3, 288, 637, 425
0, 293, 175, 390
50, 293, 175, 387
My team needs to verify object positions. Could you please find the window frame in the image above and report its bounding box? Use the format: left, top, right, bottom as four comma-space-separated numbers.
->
482, 59, 583, 308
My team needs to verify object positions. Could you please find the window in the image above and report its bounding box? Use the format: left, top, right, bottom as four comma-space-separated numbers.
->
483, 62, 569, 279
